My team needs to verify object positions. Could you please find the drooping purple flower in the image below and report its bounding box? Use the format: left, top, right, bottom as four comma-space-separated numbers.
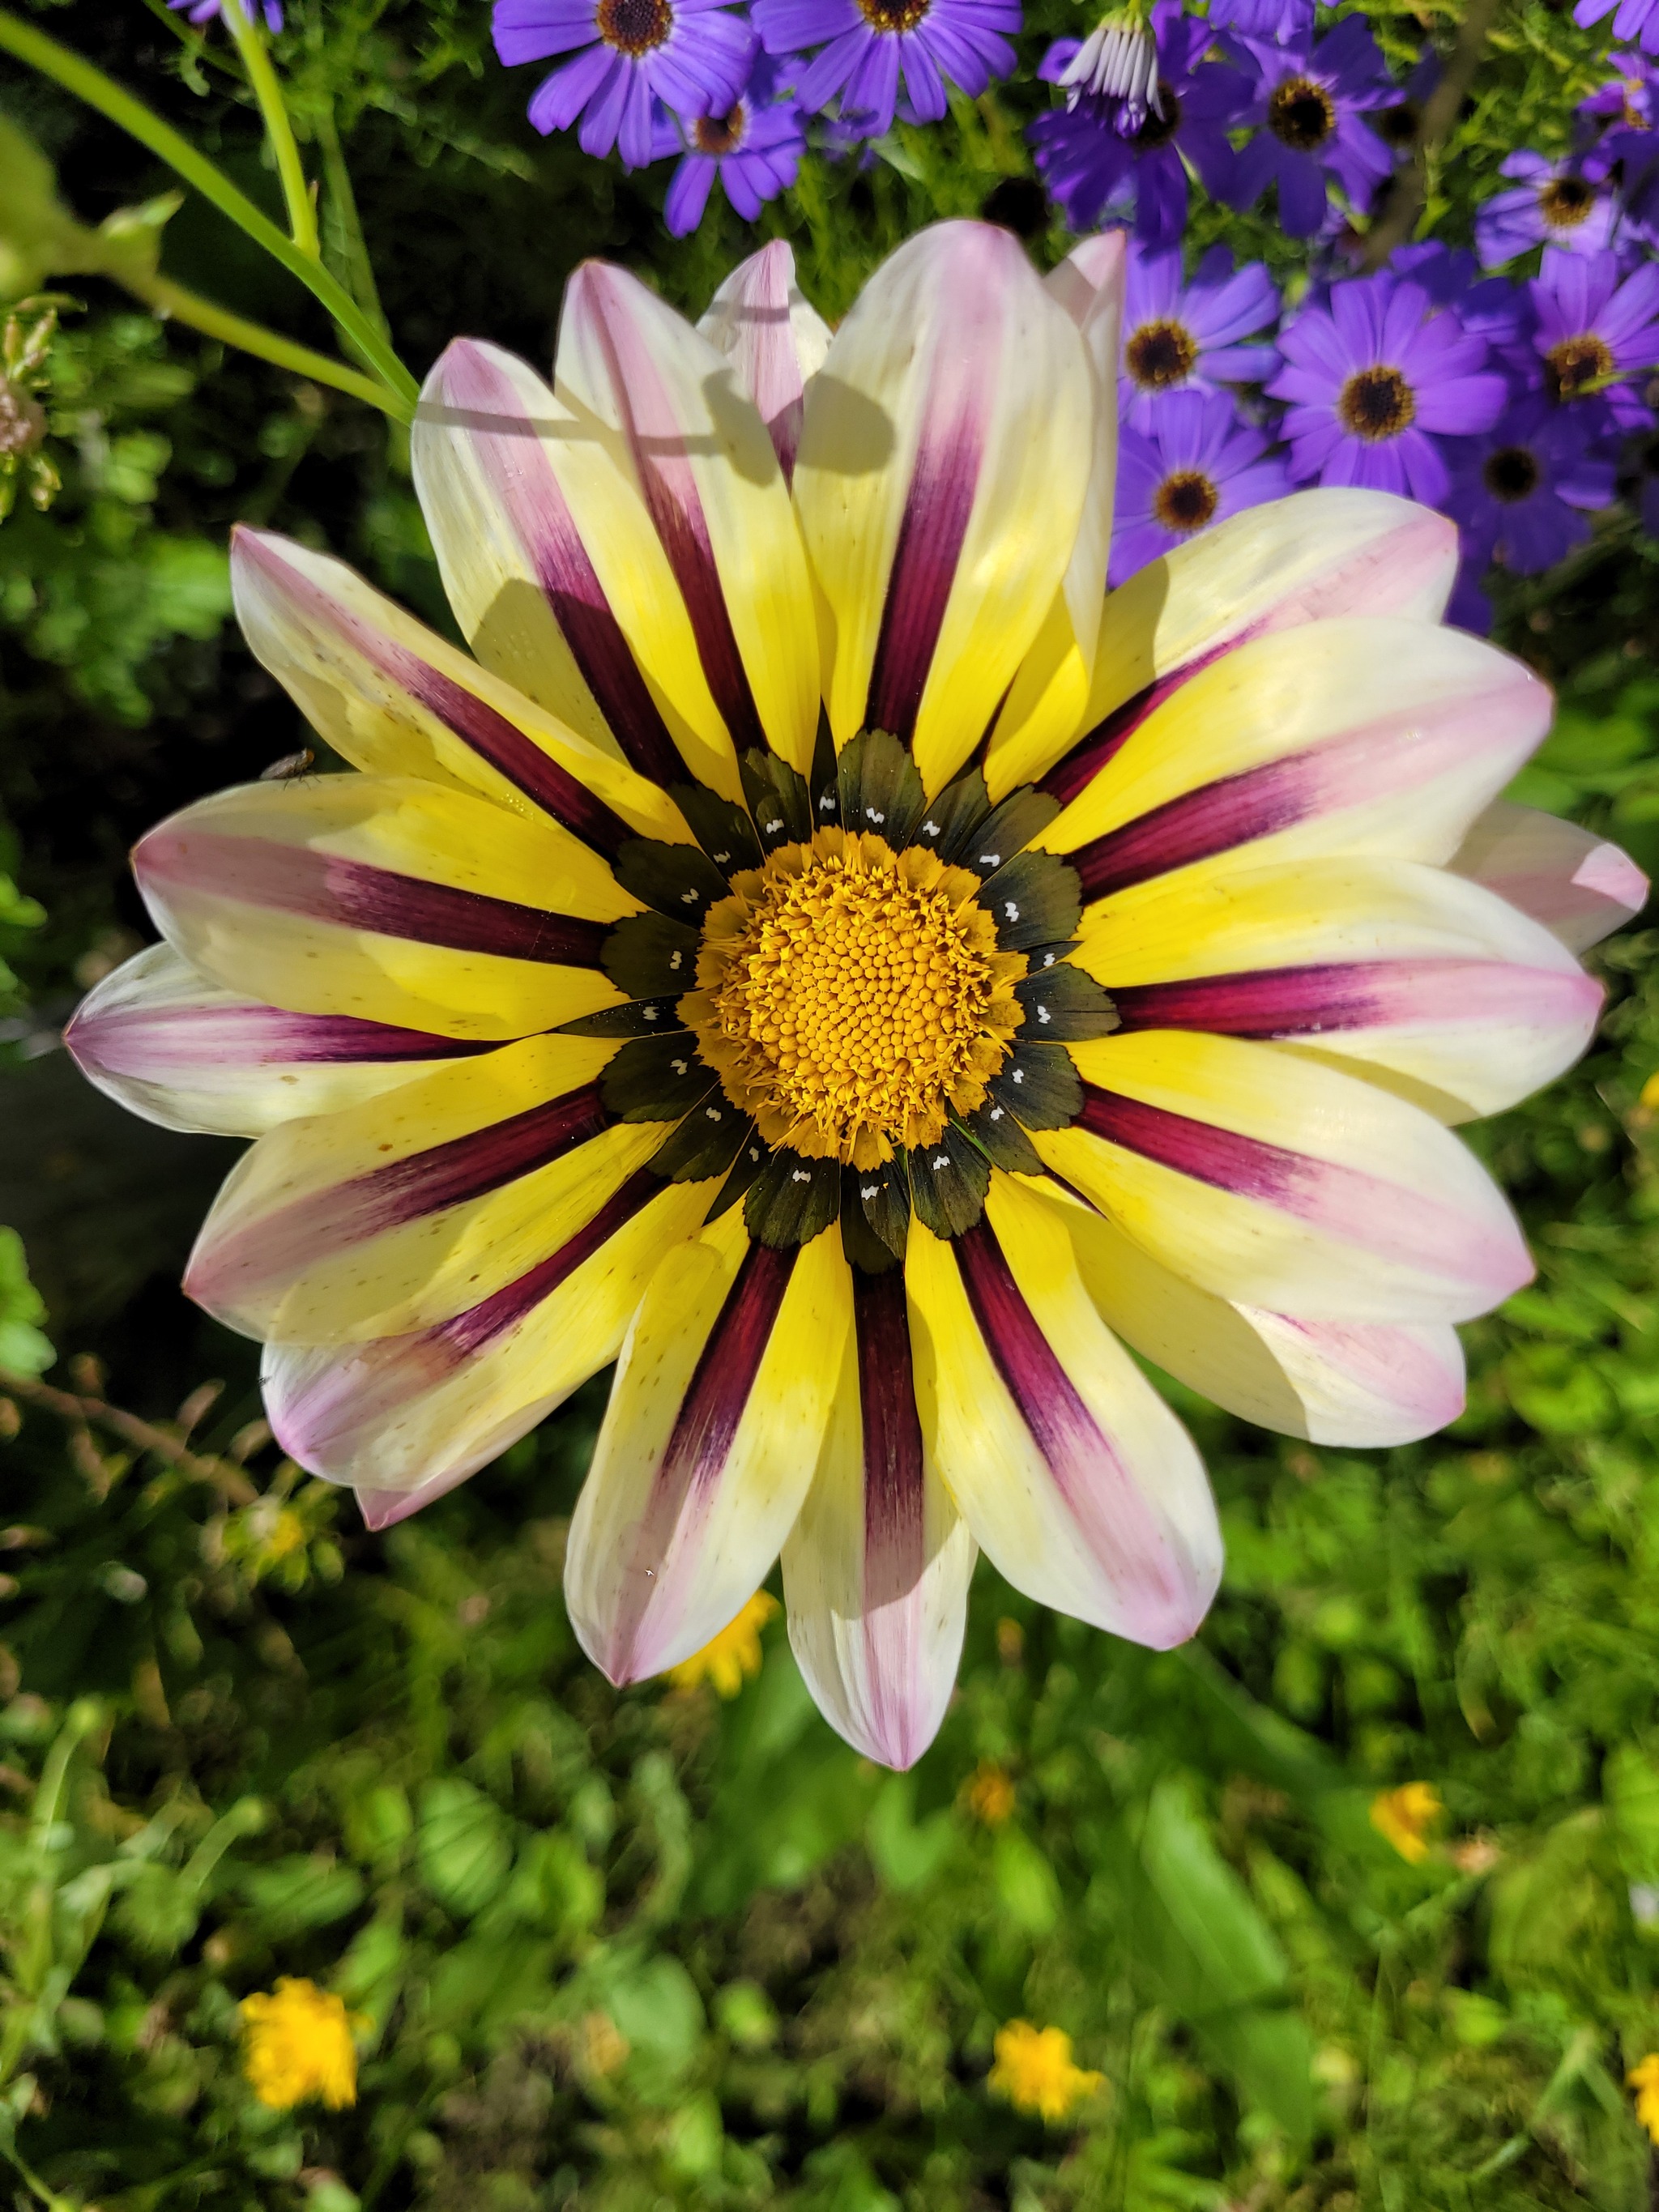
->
1474, 152, 1618, 269
1118, 240, 1279, 424
1391, 241, 1537, 354
1267, 268, 1508, 504
660, 56, 806, 232
168, 0, 283, 28
1529, 245, 1659, 435
1030, 0, 1247, 245
752, 0, 1018, 137
1224, 16, 1397, 238
1448, 396, 1618, 575
493, 0, 754, 168
1575, 0, 1659, 60
1578, 46, 1659, 137
1582, 53, 1659, 240
1110, 389, 1289, 583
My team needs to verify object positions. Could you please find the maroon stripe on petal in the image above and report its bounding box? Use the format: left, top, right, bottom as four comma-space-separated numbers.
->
955, 1221, 1188, 1625
1111, 962, 1400, 1038
392, 658, 633, 861
1043, 646, 1229, 810
70, 1001, 494, 1074
1072, 752, 1312, 906
854, 1268, 926, 1610
574, 275, 768, 756
608, 1238, 795, 1675
867, 408, 981, 746
139, 829, 608, 970
1078, 1085, 1309, 1208
441, 1166, 661, 1356
189, 1085, 611, 1304
435, 347, 686, 790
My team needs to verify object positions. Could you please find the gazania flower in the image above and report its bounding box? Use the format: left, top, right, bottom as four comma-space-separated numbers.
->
69, 223, 1645, 1771
493, 0, 755, 165
1269, 268, 1508, 504
1117, 241, 1280, 428
1473, 153, 1618, 270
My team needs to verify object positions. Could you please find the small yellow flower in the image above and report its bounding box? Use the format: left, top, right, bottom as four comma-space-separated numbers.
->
239, 1979, 360, 2110
579, 2010, 630, 2077
1630, 2054, 1659, 2145
666, 1592, 779, 1698
1641, 1072, 1659, 1111
965, 1760, 1017, 1826
987, 2020, 1104, 2124
1371, 1781, 1442, 1864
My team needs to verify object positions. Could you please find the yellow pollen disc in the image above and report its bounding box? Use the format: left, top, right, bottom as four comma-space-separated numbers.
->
689, 829, 1026, 1170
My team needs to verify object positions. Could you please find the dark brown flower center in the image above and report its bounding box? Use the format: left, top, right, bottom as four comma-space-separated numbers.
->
1154, 469, 1220, 532
1375, 98, 1419, 148
1124, 319, 1199, 390
1269, 76, 1336, 151
1483, 445, 1540, 501
596, 0, 672, 53
1540, 176, 1596, 229
1546, 332, 1615, 400
693, 104, 746, 152
857, 0, 931, 30
1132, 82, 1182, 146
1337, 364, 1416, 441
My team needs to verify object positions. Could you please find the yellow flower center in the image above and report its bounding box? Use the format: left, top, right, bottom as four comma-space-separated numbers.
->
689, 829, 1023, 1170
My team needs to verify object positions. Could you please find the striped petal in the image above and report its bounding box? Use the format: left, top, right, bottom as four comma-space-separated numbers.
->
134, 774, 628, 1041
1036, 1031, 1533, 1323
64, 941, 494, 1138
1041, 618, 1551, 906
1080, 855, 1602, 1123
263, 1173, 708, 1505
697, 239, 832, 485
412, 339, 741, 799
556, 261, 821, 775
182, 1034, 663, 1343
1449, 799, 1649, 953
1025, 488, 1461, 809
793, 219, 1095, 795
904, 1174, 1221, 1648
232, 527, 684, 855
1053, 1187, 1466, 1447
986, 232, 1127, 795
565, 1214, 851, 1683
783, 1267, 975, 1771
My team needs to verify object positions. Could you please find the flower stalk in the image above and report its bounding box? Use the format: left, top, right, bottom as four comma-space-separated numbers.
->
216, 0, 319, 258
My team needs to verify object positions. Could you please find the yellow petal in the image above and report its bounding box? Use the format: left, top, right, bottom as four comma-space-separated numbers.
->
134, 774, 628, 1040
565, 1215, 851, 1682
793, 219, 1094, 795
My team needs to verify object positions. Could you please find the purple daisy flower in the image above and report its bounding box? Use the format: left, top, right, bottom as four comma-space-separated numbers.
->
1206, 0, 1312, 44
751, 0, 1018, 137
1529, 245, 1659, 434
169, 0, 283, 27
1110, 389, 1289, 583
1267, 268, 1508, 505
1474, 152, 1618, 269
1448, 397, 1618, 575
1225, 16, 1397, 239
1118, 239, 1279, 424
1575, 0, 1659, 59
1391, 241, 1536, 353
1579, 47, 1659, 136
1030, 0, 1247, 245
493, 0, 754, 168
660, 57, 806, 232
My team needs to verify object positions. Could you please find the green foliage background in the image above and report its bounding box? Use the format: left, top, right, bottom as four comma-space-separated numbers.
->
6, 0, 1659, 2203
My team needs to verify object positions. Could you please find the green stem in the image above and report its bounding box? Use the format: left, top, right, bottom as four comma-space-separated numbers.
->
217, 0, 318, 257
0, 6, 416, 409
126, 267, 410, 419
313, 98, 389, 340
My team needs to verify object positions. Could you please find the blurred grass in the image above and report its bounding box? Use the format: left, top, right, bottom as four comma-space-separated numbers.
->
5, 0, 1659, 2201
